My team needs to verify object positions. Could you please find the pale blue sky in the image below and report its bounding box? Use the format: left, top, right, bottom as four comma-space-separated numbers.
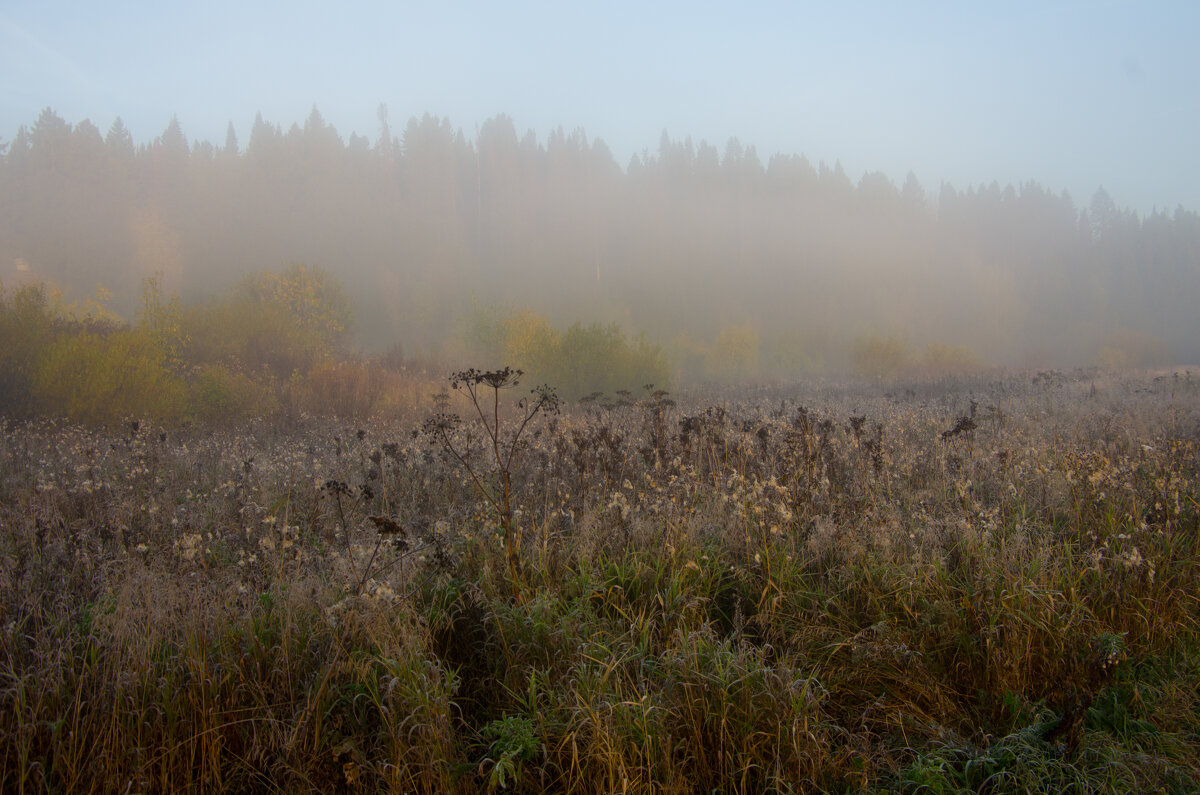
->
2, 1, 1196, 214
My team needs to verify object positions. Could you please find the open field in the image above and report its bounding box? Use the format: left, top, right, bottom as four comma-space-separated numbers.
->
2, 370, 1198, 793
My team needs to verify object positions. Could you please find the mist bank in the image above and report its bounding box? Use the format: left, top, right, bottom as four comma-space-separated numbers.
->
2, 106, 1198, 373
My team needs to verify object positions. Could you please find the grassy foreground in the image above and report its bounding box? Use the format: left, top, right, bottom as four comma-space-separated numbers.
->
1, 371, 1198, 793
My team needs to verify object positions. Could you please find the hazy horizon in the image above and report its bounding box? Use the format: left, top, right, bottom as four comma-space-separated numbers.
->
3, 1, 1198, 217
4, 2, 1200, 380
5, 103, 1199, 375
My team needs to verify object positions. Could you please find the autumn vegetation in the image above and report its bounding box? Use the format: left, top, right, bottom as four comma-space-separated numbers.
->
2, 107, 1199, 793
0, 265, 680, 427
1, 357, 1199, 792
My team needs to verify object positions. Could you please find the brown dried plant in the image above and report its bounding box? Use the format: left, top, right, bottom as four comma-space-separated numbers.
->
423, 367, 559, 598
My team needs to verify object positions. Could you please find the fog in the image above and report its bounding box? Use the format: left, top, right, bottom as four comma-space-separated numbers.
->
2, 107, 1198, 377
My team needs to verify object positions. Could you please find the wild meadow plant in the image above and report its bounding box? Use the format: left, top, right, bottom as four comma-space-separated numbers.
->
0, 369, 1197, 791
423, 367, 559, 599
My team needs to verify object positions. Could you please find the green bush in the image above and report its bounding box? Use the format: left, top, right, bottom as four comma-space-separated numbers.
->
189, 363, 279, 424
0, 282, 56, 416
184, 264, 354, 379
35, 328, 188, 424
553, 322, 669, 399
852, 333, 910, 378
461, 305, 670, 400
703, 323, 760, 382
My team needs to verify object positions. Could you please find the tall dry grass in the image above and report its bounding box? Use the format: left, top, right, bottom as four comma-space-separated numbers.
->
1, 369, 1198, 792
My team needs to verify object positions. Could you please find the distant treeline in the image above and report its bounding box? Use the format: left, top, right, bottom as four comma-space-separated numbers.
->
2, 106, 1198, 371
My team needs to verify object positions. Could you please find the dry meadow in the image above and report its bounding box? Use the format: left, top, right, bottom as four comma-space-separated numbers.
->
2, 370, 1198, 793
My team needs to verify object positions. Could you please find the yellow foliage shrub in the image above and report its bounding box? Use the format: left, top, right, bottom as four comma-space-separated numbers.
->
35, 329, 188, 425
